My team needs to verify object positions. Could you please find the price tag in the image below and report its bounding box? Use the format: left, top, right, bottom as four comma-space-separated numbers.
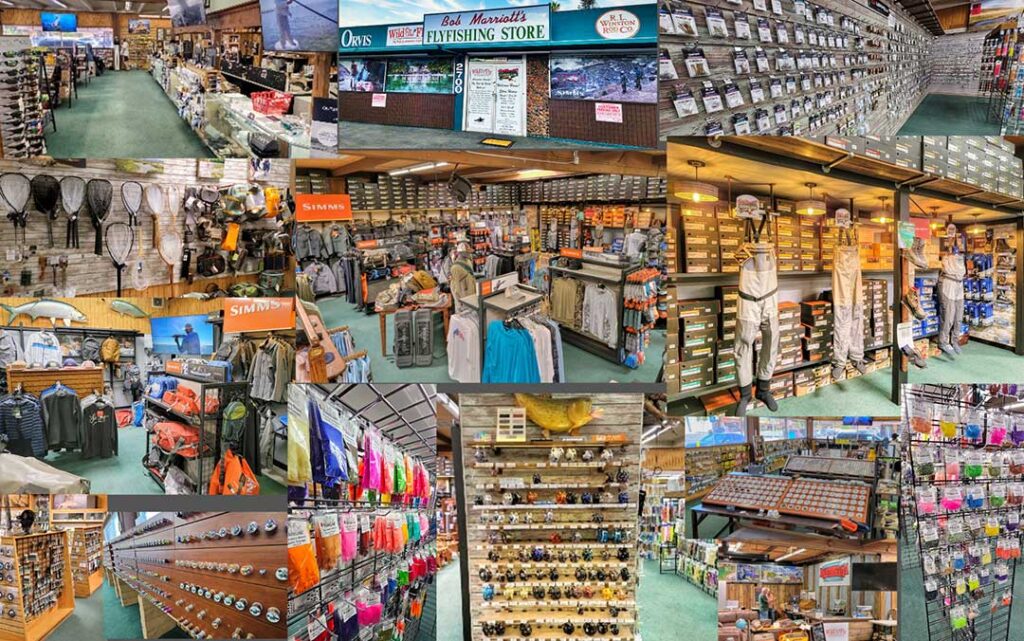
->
288, 518, 311, 547
306, 613, 327, 641
314, 513, 340, 538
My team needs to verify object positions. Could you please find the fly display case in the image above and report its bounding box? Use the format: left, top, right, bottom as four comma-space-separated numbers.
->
0, 531, 74, 641
456, 393, 643, 641
107, 511, 287, 640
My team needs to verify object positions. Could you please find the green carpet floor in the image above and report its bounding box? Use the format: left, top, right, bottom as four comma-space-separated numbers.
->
48, 584, 104, 641
315, 296, 664, 383
45, 70, 210, 158
907, 340, 1024, 384
43, 424, 285, 495
437, 560, 463, 641
638, 558, 717, 640
102, 578, 190, 639
897, 94, 999, 136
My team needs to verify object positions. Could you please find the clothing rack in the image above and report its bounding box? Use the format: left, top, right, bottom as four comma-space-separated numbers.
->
548, 257, 642, 364
474, 284, 545, 379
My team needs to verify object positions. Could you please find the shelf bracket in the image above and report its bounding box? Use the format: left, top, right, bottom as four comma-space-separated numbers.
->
821, 152, 853, 174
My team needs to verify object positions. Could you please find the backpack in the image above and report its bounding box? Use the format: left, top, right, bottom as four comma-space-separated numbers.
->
147, 376, 177, 400
208, 448, 260, 495
81, 336, 101, 361
154, 421, 201, 458
100, 337, 120, 363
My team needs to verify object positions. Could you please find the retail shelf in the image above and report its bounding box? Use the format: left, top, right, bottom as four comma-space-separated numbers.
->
472, 504, 637, 510
469, 440, 630, 449
667, 269, 894, 283
480, 599, 635, 608
473, 461, 609, 469
473, 522, 636, 531
475, 482, 625, 490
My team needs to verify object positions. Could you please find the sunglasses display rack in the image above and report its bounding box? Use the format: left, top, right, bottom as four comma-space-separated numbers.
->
658, 0, 931, 137
0, 50, 48, 160
0, 531, 74, 641
458, 394, 643, 641
67, 527, 104, 598
106, 511, 287, 640
904, 384, 1024, 641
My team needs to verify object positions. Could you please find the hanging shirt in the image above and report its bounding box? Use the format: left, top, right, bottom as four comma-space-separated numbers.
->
446, 313, 480, 383
81, 398, 117, 459
482, 321, 540, 383
24, 331, 60, 366
41, 385, 82, 450
0, 331, 22, 367
522, 319, 554, 383
0, 394, 46, 457
624, 231, 647, 259
582, 284, 619, 348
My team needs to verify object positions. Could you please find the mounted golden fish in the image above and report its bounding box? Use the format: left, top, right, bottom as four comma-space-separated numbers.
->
513, 394, 603, 436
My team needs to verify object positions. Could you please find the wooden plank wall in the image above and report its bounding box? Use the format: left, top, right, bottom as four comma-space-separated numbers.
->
659, 0, 932, 138
0, 158, 291, 298
0, 297, 221, 333
725, 579, 804, 610
804, 554, 897, 619
459, 393, 644, 641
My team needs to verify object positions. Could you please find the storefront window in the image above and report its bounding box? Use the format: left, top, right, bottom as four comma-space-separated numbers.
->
338, 59, 386, 92
759, 418, 807, 441
384, 58, 454, 94
549, 54, 658, 103
685, 417, 746, 448
813, 418, 898, 441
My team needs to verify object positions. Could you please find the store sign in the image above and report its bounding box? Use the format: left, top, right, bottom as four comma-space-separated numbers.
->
817, 557, 851, 586
822, 622, 849, 641
339, 29, 374, 48
295, 194, 353, 222
595, 10, 641, 39
595, 102, 623, 123
223, 298, 295, 334
423, 5, 549, 45
372, 93, 387, 107
386, 24, 423, 46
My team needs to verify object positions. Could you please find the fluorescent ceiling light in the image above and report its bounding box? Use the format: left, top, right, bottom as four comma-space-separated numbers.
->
514, 169, 561, 180
389, 162, 450, 176
126, 1, 132, 10
52, 0, 68, 7
775, 548, 807, 562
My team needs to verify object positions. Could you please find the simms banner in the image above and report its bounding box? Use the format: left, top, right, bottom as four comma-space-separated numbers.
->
223, 298, 295, 333
423, 5, 549, 45
295, 194, 353, 222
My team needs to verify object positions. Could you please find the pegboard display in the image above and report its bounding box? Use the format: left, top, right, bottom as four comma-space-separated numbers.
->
106, 511, 287, 640
0, 158, 291, 299
658, 0, 931, 137
459, 393, 644, 641
0, 531, 74, 641
68, 527, 104, 598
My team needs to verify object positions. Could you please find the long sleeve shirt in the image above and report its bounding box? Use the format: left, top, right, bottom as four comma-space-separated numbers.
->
0, 395, 46, 457
41, 386, 82, 450
582, 284, 619, 348
24, 331, 60, 366
81, 399, 117, 459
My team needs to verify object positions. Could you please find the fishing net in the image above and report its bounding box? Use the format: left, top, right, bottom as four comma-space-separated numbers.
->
105, 222, 134, 296
121, 180, 143, 227
30, 175, 60, 248
86, 179, 112, 255
158, 229, 183, 285
144, 184, 165, 249
166, 185, 180, 217
60, 176, 86, 249
0, 173, 30, 248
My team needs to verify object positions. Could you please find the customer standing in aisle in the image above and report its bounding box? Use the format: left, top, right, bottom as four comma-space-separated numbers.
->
757, 587, 776, 622
938, 243, 966, 357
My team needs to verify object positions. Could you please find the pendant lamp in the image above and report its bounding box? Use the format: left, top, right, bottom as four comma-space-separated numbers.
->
674, 160, 718, 204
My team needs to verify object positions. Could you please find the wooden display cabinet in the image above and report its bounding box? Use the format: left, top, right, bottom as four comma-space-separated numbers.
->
69, 527, 104, 598
0, 532, 74, 641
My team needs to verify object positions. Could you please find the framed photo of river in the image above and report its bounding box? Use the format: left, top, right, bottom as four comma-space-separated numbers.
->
384, 58, 454, 94
550, 54, 658, 104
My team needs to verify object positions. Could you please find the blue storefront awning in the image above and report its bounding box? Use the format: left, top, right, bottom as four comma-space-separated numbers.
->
338, 4, 657, 55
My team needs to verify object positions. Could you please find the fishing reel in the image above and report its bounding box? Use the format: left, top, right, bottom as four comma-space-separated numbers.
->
479, 568, 492, 582
562, 622, 576, 635
584, 622, 597, 636
482, 584, 495, 601
620, 567, 630, 581
617, 547, 630, 561
519, 624, 532, 636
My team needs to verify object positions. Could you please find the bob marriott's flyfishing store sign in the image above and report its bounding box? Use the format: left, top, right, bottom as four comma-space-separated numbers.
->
423, 5, 549, 45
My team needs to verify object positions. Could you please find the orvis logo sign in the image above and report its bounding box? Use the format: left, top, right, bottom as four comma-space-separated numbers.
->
340, 29, 373, 48
595, 10, 640, 39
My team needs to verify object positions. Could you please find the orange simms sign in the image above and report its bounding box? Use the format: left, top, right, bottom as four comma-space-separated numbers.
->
223, 298, 295, 333
295, 194, 353, 222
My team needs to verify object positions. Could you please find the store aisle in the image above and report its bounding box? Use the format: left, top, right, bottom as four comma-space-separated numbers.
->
908, 341, 1024, 384
897, 94, 999, 136
45, 71, 210, 158
437, 559, 463, 641
749, 367, 899, 416
44, 425, 285, 495
316, 297, 664, 383
639, 559, 716, 639
49, 588, 103, 641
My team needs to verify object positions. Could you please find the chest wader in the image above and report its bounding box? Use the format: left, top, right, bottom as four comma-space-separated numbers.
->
831, 243, 866, 380
938, 253, 966, 357
734, 242, 780, 415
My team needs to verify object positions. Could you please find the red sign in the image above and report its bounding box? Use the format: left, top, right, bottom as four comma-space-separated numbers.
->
295, 194, 352, 222
356, 239, 379, 249
372, 93, 387, 108
595, 10, 640, 39
223, 298, 295, 334
560, 248, 583, 258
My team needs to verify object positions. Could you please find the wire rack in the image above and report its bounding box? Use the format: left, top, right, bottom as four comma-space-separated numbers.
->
903, 384, 1021, 641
